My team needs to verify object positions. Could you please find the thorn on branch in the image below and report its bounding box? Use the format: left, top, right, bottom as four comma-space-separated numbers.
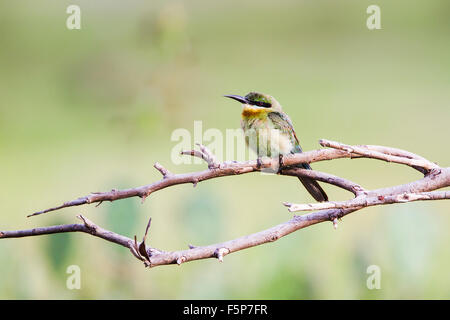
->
129, 218, 154, 267
129, 238, 143, 262
142, 217, 152, 244
177, 256, 187, 265
137, 217, 152, 263
215, 247, 230, 262
131, 236, 150, 267
332, 218, 338, 230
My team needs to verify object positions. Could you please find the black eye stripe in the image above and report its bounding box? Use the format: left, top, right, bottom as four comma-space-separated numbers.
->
248, 100, 271, 108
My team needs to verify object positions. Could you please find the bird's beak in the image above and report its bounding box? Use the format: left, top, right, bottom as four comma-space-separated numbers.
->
223, 94, 249, 104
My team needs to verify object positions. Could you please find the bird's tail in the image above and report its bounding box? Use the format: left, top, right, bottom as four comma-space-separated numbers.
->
297, 163, 328, 202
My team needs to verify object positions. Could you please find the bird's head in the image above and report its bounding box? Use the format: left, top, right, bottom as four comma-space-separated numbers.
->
224, 92, 282, 111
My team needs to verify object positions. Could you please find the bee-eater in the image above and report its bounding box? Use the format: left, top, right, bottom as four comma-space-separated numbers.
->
224, 92, 328, 202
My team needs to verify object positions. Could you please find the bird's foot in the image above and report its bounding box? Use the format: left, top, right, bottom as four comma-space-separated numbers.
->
256, 157, 262, 170
277, 154, 284, 174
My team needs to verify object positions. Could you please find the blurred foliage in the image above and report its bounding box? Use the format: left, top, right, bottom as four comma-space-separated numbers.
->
45, 229, 75, 272
179, 189, 224, 244
0, 0, 449, 299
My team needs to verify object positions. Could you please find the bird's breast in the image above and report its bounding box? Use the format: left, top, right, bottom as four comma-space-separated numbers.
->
241, 120, 293, 157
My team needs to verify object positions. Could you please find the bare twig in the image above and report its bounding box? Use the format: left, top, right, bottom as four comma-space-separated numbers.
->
153, 163, 172, 178
180, 143, 219, 169
319, 139, 439, 172
0, 215, 134, 251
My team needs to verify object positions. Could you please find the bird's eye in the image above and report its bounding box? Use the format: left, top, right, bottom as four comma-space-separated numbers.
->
250, 100, 271, 108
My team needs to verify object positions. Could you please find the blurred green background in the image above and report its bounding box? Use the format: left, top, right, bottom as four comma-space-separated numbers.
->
0, 0, 449, 299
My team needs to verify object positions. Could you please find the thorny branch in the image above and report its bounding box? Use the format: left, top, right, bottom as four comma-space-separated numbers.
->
1, 139, 449, 268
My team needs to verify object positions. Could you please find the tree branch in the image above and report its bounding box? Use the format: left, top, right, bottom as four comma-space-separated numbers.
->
1, 140, 448, 268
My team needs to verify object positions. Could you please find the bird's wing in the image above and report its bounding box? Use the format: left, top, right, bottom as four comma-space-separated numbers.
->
268, 111, 303, 153
269, 112, 327, 202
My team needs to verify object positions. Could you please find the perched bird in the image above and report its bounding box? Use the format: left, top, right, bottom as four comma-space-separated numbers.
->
224, 92, 328, 202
